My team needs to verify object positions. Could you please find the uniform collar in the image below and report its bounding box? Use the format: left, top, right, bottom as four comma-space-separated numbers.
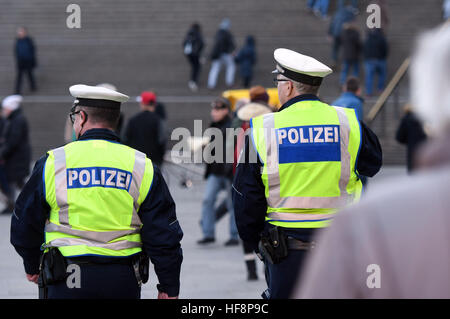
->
278, 94, 321, 111
78, 128, 121, 142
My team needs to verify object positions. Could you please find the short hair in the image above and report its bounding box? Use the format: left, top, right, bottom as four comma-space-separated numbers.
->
292, 81, 320, 95
345, 77, 360, 93
78, 106, 120, 129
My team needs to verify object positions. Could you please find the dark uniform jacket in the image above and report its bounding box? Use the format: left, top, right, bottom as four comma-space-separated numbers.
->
232, 94, 383, 251
10, 129, 183, 296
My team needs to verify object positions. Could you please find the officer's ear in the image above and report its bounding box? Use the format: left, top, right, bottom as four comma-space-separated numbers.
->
287, 80, 294, 96
80, 109, 88, 125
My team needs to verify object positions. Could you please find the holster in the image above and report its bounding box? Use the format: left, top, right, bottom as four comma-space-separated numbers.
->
258, 226, 288, 265
40, 248, 68, 286
132, 252, 149, 287
38, 254, 47, 299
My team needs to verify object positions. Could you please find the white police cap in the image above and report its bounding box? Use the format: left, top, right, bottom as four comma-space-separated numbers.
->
272, 48, 332, 86
2, 94, 23, 111
69, 84, 129, 109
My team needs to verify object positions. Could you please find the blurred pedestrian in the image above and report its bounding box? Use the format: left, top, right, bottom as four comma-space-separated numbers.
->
339, 22, 361, 85
338, 0, 359, 14
363, 28, 388, 96
235, 36, 257, 88
396, 105, 427, 173
198, 97, 239, 246
0, 95, 31, 214
183, 23, 204, 92
230, 85, 271, 138
294, 23, 450, 299
307, 0, 330, 20
14, 27, 37, 94
333, 77, 367, 187
123, 91, 166, 167
216, 86, 271, 223
328, 6, 356, 67
0, 116, 11, 207
333, 77, 364, 121
444, 0, 450, 20
207, 18, 236, 89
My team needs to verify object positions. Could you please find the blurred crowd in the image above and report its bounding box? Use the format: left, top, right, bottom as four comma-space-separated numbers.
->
182, 18, 256, 92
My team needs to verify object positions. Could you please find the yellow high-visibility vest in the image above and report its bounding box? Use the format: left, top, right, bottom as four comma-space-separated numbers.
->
250, 99, 362, 228
43, 139, 154, 257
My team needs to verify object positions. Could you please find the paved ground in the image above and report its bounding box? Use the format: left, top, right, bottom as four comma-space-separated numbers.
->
0, 165, 407, 299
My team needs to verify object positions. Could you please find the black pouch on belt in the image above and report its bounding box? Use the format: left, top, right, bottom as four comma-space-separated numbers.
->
132, 252, 149, 286
258, 226, 288, 265
41, 248, 68, 285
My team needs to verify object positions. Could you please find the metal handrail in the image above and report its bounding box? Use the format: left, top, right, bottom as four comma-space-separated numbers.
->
365, 57, 411, 124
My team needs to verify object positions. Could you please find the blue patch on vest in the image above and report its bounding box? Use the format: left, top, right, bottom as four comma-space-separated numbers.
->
277, 125, 341, 164
67, 167, 132, 191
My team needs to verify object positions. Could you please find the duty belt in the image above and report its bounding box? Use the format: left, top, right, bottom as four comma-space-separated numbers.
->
66, 256, 133, 266
287, 237, 315, 250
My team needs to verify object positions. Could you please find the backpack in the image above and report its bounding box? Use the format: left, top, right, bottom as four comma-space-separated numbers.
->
183, 34, 195, 55
184, 40, 193, 55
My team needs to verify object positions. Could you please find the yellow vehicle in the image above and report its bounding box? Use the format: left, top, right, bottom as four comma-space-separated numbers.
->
222, 88, 280, 111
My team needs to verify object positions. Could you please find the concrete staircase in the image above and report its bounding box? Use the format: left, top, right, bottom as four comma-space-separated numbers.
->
0, 0, 444, 164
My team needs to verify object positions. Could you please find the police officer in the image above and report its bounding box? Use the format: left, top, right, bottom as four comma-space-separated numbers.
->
232, 48, 382, 299
10, 84, 183, 299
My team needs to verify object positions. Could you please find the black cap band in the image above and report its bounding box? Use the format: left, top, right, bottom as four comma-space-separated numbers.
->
276, 64, 323, 86
73, 98, 121, 109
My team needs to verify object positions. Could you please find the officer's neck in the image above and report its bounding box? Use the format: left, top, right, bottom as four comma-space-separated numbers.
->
78, 123, 115, 138
279, 94, 320, 111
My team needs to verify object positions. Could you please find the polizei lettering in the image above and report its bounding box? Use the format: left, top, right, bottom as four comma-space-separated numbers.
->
276, 125, 341, 164
67, 167, 132, 190
277, 125, 339, 145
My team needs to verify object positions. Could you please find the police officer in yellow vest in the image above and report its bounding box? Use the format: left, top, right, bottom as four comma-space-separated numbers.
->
10, 84, 183, 299
232, 49, 382, 299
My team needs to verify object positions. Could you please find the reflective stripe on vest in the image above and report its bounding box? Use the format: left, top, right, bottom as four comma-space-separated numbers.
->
251, 100, 362, 228
44, 140, 153, 256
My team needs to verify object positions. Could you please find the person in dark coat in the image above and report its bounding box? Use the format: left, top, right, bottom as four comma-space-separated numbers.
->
396, 105, 427, 172
14, 27, 37, 94
328, 6, 356, 67
207, 19, 236, 89
198, 97, 239, 246
363, 28, 388, 96
183, 23, 204, 91
339, 23, 361, 85
0, 95, 31, 214
235, 36, 257, 88
123, 91, 166, 167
